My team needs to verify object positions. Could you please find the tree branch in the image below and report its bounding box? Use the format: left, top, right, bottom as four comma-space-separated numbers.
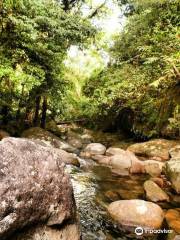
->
88, 1, 107, 18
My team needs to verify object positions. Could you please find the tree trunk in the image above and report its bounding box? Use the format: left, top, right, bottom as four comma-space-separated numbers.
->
16, 84, 25, 121
16, 108, 21, 121
2, 105, 9, 125
33, 96, 41, 126
24, 103, 33, 127
41, 96, 47, 129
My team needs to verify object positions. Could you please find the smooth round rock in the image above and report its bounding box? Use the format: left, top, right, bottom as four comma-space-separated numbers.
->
84, 143, 106, 155
107, 200, 164, 232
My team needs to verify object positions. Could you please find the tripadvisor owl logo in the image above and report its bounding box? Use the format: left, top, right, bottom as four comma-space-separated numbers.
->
135, 227, 173, 236
135, 227, 144, 236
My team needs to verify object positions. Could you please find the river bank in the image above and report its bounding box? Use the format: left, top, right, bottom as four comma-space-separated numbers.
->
0, 123, 180, 240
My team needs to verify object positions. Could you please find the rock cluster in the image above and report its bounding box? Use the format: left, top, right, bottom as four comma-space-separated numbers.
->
1, 123, 180, 239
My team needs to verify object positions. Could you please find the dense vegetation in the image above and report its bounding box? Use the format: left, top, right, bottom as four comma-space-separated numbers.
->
83, 0, 180, 138
0, 0, 179, 139
0, 0, 94, 132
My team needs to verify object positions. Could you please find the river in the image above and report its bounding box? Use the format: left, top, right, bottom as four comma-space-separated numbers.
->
66, 156, 173, 240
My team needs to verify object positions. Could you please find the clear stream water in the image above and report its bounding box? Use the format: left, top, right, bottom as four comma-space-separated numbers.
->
65, 159, 175, 240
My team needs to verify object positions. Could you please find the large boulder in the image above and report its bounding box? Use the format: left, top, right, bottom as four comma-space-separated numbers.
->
144, 180, 169, 202
165, 160, 180, 193
24, 138, 79, 167
22, 127, 76, 153
83, 143, 106, 156
0, 130, 10, 140
0, 137, 79, 240
107, 200, 164, 232
128, 139, 179, 161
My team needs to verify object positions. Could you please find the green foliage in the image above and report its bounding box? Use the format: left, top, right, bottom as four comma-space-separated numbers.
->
0, 0, 95, 126
0, 0, 179, 139
52, 45, 105, 120
82, 0, 180, 137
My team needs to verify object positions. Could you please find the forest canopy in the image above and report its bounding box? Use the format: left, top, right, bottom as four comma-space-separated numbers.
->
0, 0, 95, 129
0, 0, 179, 138
82, 0, 180, 138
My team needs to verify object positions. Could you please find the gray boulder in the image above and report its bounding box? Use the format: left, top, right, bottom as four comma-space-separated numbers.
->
0, 137, 78, 239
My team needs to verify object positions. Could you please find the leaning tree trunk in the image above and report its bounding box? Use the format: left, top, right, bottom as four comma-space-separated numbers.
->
41, 96, 47, 129
33, 96, 41, 126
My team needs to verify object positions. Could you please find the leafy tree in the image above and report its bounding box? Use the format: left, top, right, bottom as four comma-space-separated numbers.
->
0, 0, 95, 131
0, 0, 179, 139
83, 0, 180, 138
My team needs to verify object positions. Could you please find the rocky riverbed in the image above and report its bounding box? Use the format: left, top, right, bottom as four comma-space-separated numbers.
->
0, 123, 180, 240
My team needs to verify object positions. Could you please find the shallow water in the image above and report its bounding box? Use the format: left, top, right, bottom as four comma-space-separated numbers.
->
66, 153, 179, 240
66, 162, 154, 240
